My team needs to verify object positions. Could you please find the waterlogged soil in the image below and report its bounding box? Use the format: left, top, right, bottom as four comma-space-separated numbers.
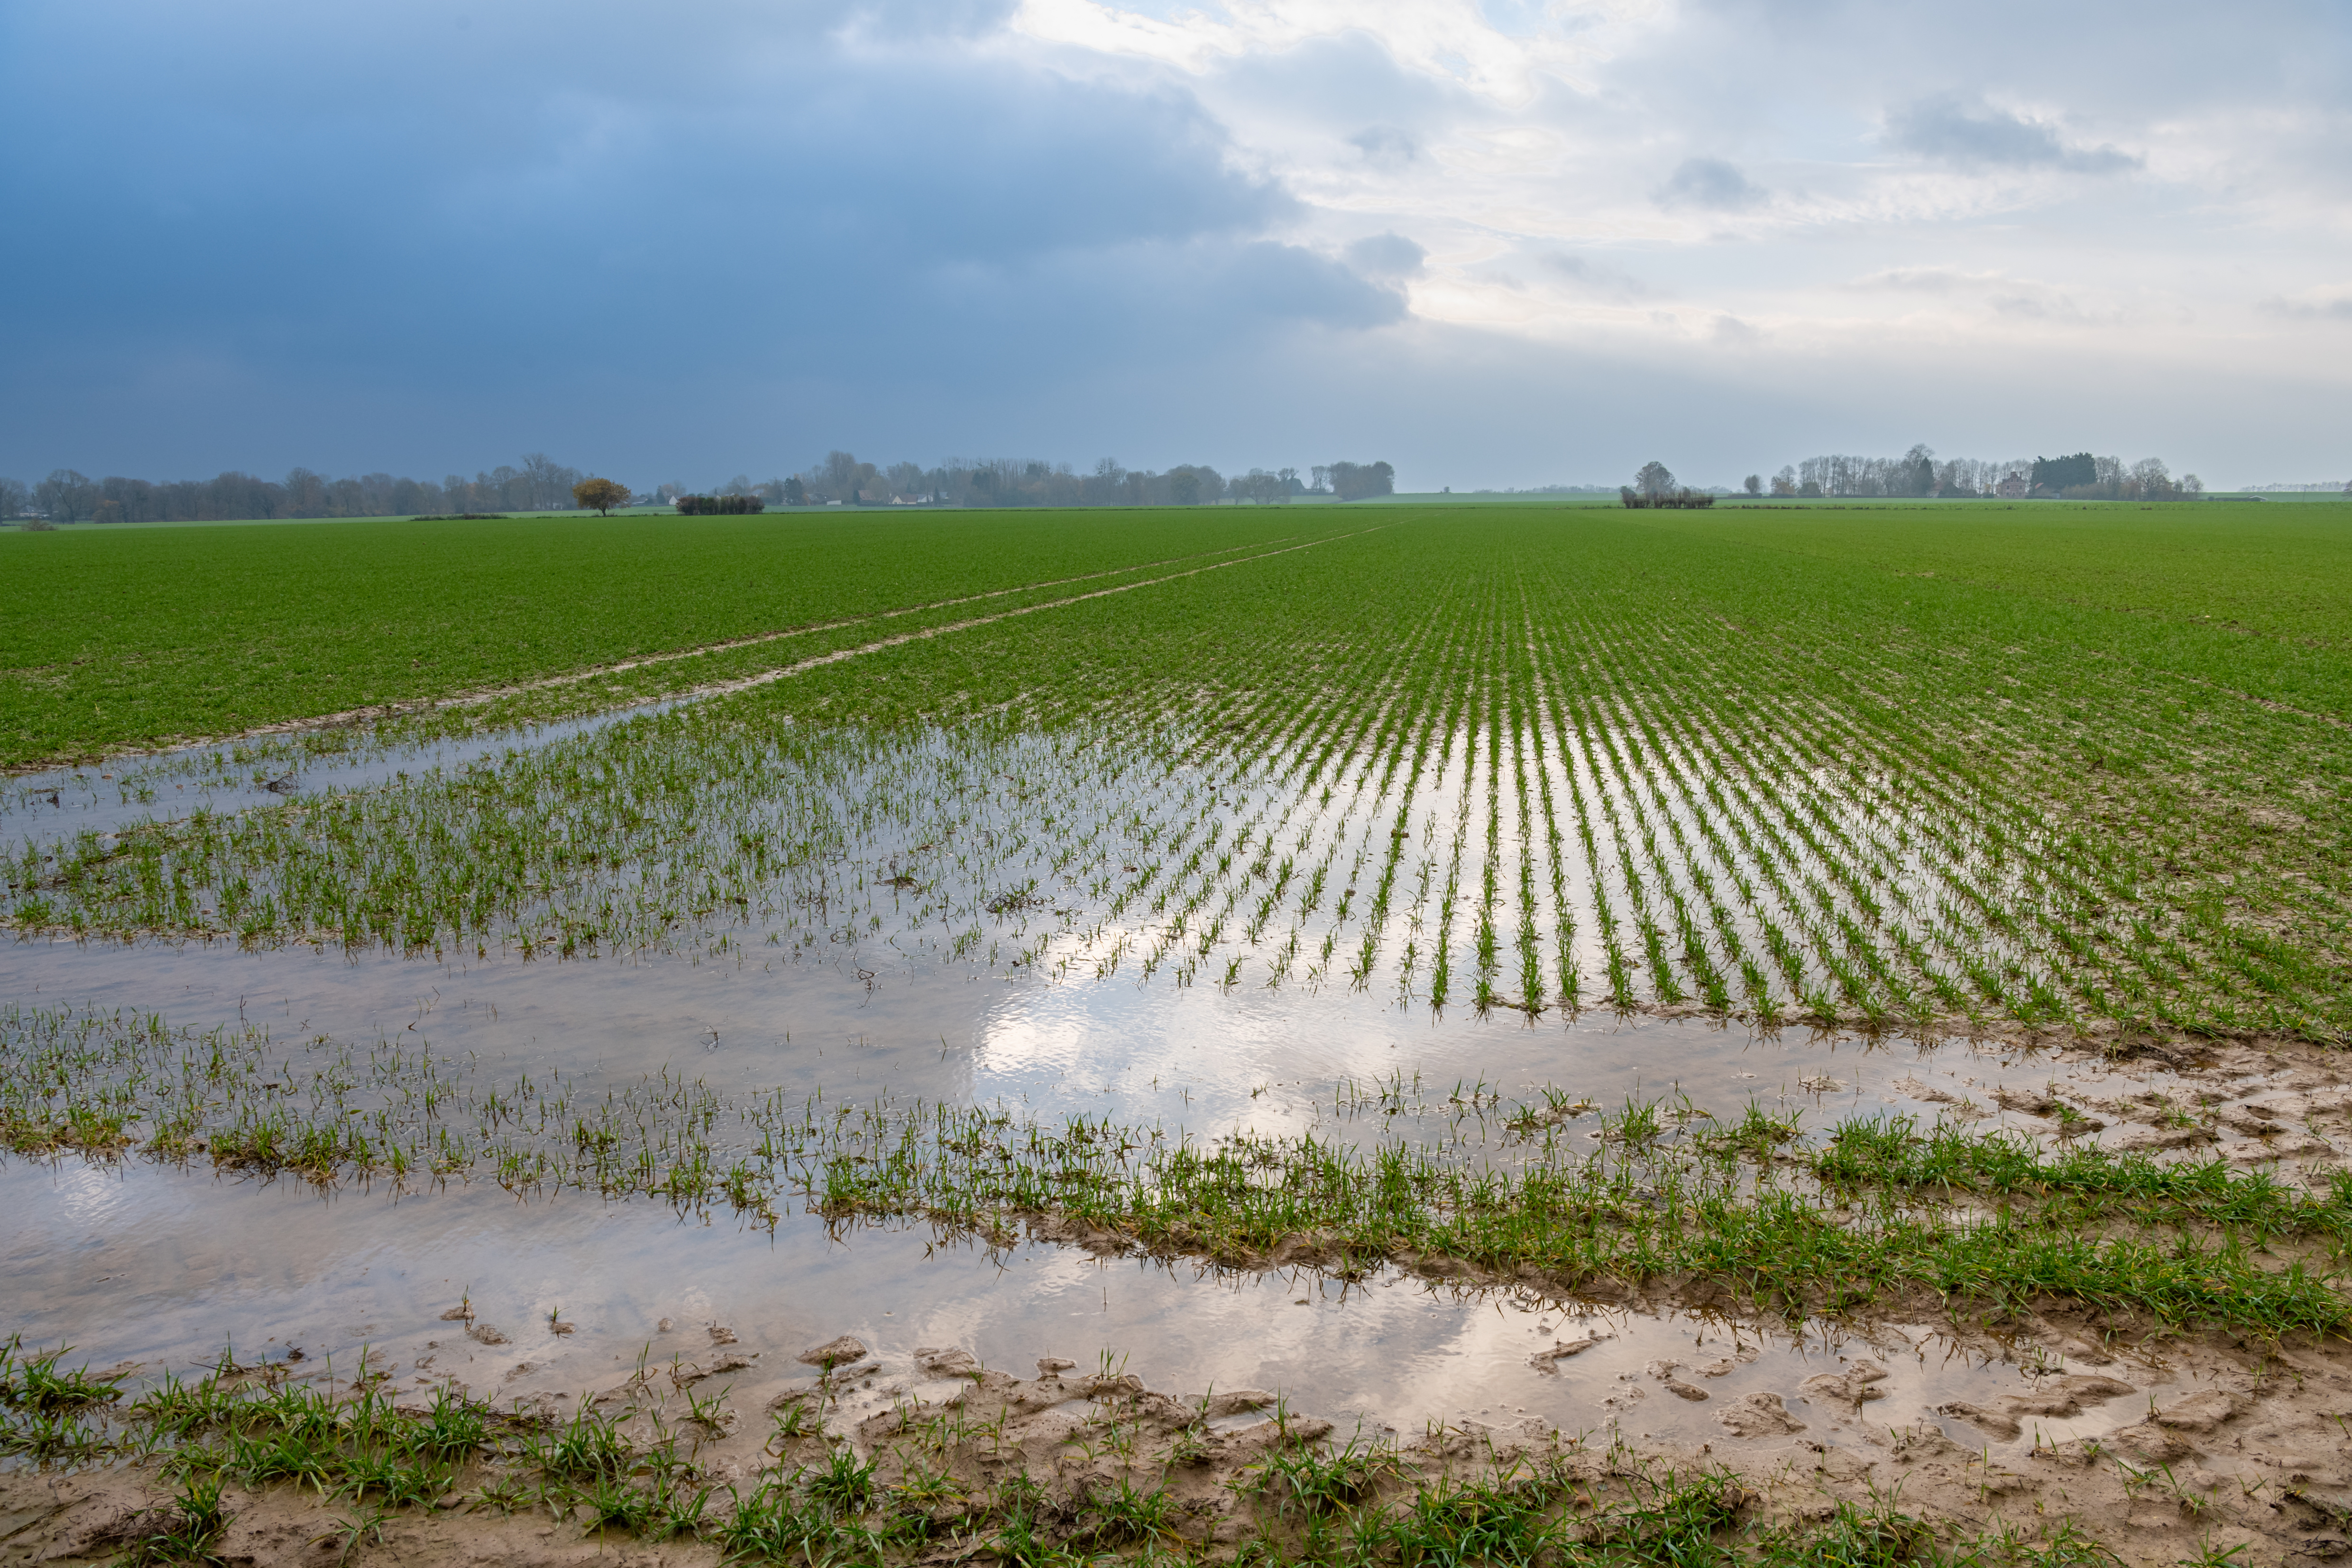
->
7, 933, 2352, 1562
3, 1269, 2351, 1567
9, 930, 2352, 1172
0, 706, 677, 841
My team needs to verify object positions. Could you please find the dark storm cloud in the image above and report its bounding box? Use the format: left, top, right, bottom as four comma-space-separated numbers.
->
0, 0, 1395, 477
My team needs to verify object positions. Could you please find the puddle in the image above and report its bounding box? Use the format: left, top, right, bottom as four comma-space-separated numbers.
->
0, 930, 2213, 1156
0, 702, 680, 840
6, 822, 2348, 1471
0, 1154, 2205, 1470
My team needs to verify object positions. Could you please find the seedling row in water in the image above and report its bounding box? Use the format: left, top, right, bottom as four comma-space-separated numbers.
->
9, 516, 2343, 1042
4, 1005, 2342, 1338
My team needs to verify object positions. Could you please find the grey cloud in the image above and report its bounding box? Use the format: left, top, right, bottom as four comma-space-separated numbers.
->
1658, 157, 1765, 211
2261, 294, 2352, 320
1886, 95, 2140, 173
1345, 233, 1426, 279
1349, 125, 1421, 170
1542, 254, 1652, 298
0, 0, 1403, 478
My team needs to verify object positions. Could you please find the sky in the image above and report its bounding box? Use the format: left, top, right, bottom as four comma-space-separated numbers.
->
2, 0, 2347, 491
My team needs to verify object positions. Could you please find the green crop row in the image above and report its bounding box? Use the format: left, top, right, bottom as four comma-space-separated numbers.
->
6, 1004, 2343, 1337
7, 511, 2346, 1039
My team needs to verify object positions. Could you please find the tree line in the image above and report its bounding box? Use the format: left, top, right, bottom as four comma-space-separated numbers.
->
1737, 446, 2204, 502
2, 451, 1398, 524
0, 455, 588, 526
663, 455, 1395, 510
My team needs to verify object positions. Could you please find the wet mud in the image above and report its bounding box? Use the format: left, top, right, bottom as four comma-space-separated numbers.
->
5, 1306, 2350, 1568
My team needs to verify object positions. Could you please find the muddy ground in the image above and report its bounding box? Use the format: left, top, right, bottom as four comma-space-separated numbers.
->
7, 1008, 2352, 1565
5, 1300, 2351, 1568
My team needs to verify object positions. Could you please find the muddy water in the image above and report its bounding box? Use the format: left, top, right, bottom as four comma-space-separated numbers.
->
7, 930, 2088, 1143
0, 1149, 2189, 1471
0, 923, 2327, 1473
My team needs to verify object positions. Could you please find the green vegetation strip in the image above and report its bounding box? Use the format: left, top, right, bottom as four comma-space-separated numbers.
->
805, 1105, 2350, 1338
5, 1007, 2343, 1338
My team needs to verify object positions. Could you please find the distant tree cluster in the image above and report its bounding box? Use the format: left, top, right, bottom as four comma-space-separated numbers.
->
673, 493, 766, 515
660, 452, 1394, 510
1619, 461, 1716, 509
0, 454, 590, 523
1327, 461, 1396, 501
1768, 446, 2201, 501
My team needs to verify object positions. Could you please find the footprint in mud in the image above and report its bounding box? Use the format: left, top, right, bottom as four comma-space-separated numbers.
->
1716, 1392, 1805, 1437
1800, 1360, 1888, 1406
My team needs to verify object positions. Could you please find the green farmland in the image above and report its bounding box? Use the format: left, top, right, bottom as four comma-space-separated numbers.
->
9, 497, 2352, 1567
7, 500, 2347, 1043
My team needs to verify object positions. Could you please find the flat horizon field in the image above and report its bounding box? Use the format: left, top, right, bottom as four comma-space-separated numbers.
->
6, 499, 2347, 767
8, 499, 2352, 1564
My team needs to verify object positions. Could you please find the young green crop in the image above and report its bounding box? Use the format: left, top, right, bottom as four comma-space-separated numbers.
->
9, 1005, 2341, 1337
8, 507, 2348, 1042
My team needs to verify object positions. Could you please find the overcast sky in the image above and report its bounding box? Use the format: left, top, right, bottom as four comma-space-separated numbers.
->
4, 0, 2346, 490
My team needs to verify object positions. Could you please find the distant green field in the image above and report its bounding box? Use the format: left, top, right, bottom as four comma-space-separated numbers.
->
6, 498, 2344, 767
0, 509, 1341, 766
1641, 500, 2352, 656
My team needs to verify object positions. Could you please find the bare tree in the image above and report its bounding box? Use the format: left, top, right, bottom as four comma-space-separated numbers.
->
516, 453, 583, 509
1634, 461, 1675, 498
823, 450, 861, 501
1742, 474, 1762, 496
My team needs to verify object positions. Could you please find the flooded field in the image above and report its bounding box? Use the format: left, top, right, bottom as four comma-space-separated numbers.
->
6, 507, 2350, 1564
